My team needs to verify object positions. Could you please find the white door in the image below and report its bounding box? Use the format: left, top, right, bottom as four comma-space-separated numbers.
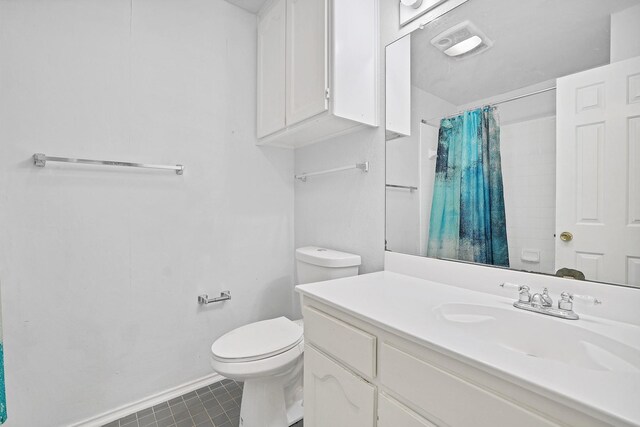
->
304, 345, 376, 427
556, 55, 640, 286
257, 0, 286, 138
286, 0, 328, 126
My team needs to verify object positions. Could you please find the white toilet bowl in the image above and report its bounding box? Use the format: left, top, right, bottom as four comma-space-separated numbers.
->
209, 247, 361, 427
210, 317, 304, 427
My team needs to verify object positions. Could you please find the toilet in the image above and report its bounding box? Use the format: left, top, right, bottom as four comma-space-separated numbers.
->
210, 246, 361, 427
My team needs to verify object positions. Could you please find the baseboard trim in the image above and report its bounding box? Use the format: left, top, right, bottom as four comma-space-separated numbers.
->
69, 373, 225, 427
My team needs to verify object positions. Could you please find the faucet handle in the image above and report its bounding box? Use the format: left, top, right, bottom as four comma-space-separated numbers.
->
559, 291, 602, 310
558, 292, 573, 311
499, 282, 531, 303
572, 293, 603, 306
500, 282, 526, 291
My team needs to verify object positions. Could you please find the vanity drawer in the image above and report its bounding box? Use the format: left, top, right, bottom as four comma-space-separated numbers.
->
378, 392, 437, 427
380, 343, 560, 427
303, 306, 377, 378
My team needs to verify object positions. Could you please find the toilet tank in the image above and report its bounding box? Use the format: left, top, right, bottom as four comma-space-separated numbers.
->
295, 246, 361, 285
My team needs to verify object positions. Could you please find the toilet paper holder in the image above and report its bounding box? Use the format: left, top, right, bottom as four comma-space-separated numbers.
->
198, 291, 231, 305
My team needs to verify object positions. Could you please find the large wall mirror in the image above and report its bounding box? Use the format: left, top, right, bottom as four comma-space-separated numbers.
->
385, 0, 640, 288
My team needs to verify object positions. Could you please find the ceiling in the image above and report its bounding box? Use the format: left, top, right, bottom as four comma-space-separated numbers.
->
224, 0, 268, 14
410, 0, 640, 105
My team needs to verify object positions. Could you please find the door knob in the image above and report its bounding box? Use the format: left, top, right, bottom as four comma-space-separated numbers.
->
559, 231, 573, 242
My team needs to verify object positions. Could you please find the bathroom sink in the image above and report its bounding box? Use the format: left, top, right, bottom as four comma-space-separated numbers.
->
433, 303, 640, 373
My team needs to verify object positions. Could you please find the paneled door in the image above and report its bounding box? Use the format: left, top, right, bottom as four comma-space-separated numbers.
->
257, 0, 286, 138
286, 0, 328, 126
304, 345, 376, 427
556, 55, 640, 286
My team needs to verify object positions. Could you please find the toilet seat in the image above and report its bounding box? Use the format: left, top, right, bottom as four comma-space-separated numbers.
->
211, 317, 303, 363
210, 340, 304, 380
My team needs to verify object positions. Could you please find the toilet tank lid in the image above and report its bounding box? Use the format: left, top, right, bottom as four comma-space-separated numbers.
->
295, 246, 361, 268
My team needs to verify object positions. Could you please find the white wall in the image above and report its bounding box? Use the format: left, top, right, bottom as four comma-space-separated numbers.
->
0, 1, 294, 426
611, 3, 640, 62
501, 117, 557, 274
293, 126, 384, 278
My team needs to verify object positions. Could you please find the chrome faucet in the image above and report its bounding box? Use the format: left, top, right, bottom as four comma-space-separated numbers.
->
499, 282, 601, 320
531, 288, 553, 308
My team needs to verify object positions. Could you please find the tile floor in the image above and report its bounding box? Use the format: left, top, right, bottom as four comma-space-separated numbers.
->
102, 379, 303, 427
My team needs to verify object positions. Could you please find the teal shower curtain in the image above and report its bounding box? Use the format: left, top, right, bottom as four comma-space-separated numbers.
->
427, 107, 509, 267
0, 287, 5, 424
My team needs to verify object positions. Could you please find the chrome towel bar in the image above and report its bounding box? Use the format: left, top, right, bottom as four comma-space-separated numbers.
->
295, 161, 369, 182
198, 291, 231, 305
33, 153, 185, 175
386, 184, 417, 191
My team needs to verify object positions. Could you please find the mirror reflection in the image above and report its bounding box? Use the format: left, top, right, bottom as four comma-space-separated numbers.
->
385, 0, 640, 287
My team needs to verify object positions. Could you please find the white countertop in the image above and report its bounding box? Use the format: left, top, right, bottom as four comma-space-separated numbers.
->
296, 271, 640, 427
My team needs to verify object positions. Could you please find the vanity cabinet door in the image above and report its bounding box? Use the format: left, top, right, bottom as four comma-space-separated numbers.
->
285, 0, 328, 126
257, 0, 286, 138
304, 345, 376, 427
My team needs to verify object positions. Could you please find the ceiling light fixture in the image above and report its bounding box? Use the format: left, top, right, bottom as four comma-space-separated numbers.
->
430, 21, 493, 59
443, 35, 482, 56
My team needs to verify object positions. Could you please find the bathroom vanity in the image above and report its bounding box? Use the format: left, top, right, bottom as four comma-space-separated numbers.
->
296, 253, 640, 427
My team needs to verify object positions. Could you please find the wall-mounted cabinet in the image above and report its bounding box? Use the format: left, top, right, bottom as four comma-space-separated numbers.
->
385, 35, 411, 140
256, 0, 378, 148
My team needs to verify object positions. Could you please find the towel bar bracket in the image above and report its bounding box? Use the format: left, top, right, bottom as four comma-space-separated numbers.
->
34, 153, 46, 167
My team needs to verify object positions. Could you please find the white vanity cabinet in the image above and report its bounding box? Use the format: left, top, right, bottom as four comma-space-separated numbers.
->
256, 0, 378, 148
301, 299, 615, 427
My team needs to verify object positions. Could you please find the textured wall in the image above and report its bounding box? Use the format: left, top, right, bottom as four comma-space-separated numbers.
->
0, 1, 294, 425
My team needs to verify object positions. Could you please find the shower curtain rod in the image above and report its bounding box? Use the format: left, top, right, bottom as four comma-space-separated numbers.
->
422, 86, 557, 125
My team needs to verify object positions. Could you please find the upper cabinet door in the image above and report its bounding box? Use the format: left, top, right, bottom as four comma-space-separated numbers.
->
257, 0, 286, 138
286, 0, 328, 127
385, 36, 411, 139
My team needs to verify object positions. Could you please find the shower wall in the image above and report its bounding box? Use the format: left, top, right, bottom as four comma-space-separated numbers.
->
0, 1, 294, 426
501, 117, 557, 274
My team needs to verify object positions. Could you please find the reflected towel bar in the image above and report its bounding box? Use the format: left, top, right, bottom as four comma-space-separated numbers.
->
386, 184, 417, 191
33, 153, 185, 175
295, 161, 369, 182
